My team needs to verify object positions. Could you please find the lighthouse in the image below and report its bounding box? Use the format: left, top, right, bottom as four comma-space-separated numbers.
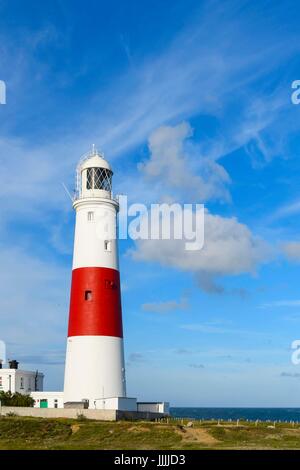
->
63, 147, 126, 407
1, 146, 169, 415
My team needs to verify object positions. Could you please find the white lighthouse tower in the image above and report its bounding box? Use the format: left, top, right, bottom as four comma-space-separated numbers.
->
1, 147, 169, 415
63, 147, 126, 407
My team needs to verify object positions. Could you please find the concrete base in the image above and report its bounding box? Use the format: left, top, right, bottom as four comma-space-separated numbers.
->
0, 406, 167, 421
64, 402, 89, 409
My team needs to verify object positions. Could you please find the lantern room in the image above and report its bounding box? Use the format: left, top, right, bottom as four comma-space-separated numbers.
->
75, 147, 113, 199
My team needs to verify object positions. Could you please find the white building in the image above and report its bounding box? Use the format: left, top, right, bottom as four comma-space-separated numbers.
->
137, 402, 170, 414
0, 361, 64, 409
0, 363, 169, 412
0, 361, 43, 395
31, 391, 64, 409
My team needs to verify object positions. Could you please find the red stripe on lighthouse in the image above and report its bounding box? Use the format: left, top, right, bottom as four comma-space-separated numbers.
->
68, 267, 123, 338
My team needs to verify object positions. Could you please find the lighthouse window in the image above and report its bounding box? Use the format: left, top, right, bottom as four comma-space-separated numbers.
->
104, 240, 111, 251
105, 280, 117, 290
87, 211, 94, 222
86, 168, 93, 189
94, 168, 105, 190
86, 167, 112, 191
85, 290, 92, 301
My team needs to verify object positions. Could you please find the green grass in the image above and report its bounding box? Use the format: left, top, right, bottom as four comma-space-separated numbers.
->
1, 416, 300, 449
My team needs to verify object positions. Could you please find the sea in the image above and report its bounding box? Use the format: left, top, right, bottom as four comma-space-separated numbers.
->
170, 408, 300, 422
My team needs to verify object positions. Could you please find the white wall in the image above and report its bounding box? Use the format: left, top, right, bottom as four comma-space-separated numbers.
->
94, 397, 137, 411
0, 369, 44, 394
31, 393, 137, 411
137, 402, 170, 414
0, 406, 117, 421
72, 199, 119, 270
31, 392, 64, 409
64, 336, 126, 406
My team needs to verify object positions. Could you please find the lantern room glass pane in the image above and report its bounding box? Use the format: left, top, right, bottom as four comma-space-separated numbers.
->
86, 167, 112, 191
86, 168, 93, 189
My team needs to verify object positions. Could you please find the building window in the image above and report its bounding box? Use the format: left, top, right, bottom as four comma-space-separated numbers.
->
0, 376, 2, 389
105, 280, 117, 290
85, 290, 92, 301
104, 240, 111, 251
87, 211, 94, 222
54, 399, 58, 409
20, 377, 24, 389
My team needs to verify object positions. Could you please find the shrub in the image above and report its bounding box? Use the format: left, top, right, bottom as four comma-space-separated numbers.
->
76, 413, 87, 421
0, 391, 34, 407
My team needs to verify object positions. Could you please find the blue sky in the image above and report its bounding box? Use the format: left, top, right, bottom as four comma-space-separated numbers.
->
2, 0, 300, 406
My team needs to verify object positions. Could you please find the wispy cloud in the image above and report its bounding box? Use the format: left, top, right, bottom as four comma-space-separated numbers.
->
267, 200, 300, 224
260, 300, 300, 309
126, 352, 146, 367
174, 348, 192, 355
142, 297, 189, 314
180, 322, 268, 337
16, 351, 65, 366
282, 242, 300, 263
0, 245, 69, 356
281, 372, 300, 379
196, 273, 250, 297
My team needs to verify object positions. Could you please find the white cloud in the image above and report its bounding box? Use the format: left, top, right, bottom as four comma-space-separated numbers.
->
0, 136, 72, 217
0, 245, 69, 354
195, 273, 249, 297
130, 209, 270, 289
126, 117, 275, 292
261, 300, 300, 309
128, 353, 145, 363
281, 372, 300, 379
142, 297, 188, 314
139, 122, 231, 202
282, 242, 300, 262
267, 200, 300, 224
180, 322, 269, 337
